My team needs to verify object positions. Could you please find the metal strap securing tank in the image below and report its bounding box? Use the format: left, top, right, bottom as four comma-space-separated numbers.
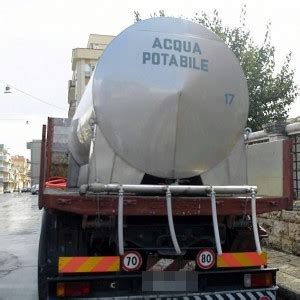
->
210, 188, 222, 255
118, 186, 124, 255
166, 187, 181, 254
210, 187, 262, 255
251, 188, 262, 254
80, 183, 260, 256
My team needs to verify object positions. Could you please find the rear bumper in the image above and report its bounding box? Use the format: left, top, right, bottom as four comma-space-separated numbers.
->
65, 287, 277, 299
48, 268, 278, 299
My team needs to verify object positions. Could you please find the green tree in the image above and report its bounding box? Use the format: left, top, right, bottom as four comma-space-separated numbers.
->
135, 8, 298, 131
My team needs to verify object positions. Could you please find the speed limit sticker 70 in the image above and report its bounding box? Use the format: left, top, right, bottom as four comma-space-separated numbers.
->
122, 251, 142, 271
196, 249, 216, 270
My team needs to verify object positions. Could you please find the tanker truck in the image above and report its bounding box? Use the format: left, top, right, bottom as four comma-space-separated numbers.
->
37, 17, 293, 299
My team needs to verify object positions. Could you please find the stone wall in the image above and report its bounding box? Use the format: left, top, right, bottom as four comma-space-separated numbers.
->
258, 210, 300, 255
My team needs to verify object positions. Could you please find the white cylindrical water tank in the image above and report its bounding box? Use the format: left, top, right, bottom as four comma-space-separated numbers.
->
69, 17, 249, 179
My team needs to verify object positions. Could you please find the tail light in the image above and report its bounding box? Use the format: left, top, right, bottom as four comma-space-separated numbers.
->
244, 272, 273, 288
56, 282, 91, 297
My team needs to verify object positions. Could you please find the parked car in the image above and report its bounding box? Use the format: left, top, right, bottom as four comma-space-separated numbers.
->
21, 187, 30, 193
3, 190, 11, 193
31, 184, 39, 195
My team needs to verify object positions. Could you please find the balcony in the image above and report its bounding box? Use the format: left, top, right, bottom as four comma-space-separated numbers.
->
0, 176, 10, 183
85, 70, 91, 77
0, 155, 9, 161
71, 48, 103, 70
0, 166, 9, 172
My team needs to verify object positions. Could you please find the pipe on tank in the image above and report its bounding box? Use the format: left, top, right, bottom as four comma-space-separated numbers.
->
80, 183, 257, 195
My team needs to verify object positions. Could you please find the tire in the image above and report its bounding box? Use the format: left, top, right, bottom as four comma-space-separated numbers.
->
37, 210, 88, 299
38, 209, 51, 300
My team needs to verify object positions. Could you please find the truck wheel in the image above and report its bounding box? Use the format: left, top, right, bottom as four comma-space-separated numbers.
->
38, 209, 52, 300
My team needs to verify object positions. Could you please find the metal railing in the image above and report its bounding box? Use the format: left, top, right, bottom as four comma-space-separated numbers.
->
293, 135, 300, 199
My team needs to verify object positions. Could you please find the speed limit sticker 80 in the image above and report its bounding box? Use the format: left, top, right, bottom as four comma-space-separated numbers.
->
122, 251, 142, 271
196, 249, 216, 270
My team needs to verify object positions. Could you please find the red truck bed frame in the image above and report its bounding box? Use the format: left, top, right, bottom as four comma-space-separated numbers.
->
38, 121, 294, 216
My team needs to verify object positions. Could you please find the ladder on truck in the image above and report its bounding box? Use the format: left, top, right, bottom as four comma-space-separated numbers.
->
83, 184, 263, 261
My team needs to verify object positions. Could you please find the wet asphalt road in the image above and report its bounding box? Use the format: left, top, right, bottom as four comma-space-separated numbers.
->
0, 193, 41, 300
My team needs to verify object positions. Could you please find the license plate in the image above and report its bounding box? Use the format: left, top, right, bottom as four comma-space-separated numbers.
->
142, 271, 198, 292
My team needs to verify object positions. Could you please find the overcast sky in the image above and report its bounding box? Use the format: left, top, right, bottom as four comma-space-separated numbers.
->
0, 0, 299, 158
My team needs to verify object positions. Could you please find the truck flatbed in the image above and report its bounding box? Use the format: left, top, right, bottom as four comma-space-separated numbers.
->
41, 189, 290, 216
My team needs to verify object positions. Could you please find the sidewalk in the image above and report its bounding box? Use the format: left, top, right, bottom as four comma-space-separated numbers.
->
266, 247, 300, 299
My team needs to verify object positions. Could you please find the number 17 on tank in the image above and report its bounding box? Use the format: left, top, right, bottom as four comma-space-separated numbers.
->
225, 93, 235, 105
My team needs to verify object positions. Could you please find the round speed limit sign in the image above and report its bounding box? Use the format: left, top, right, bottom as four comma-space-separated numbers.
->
122, 251, 142, 271
196, 249, 216, 270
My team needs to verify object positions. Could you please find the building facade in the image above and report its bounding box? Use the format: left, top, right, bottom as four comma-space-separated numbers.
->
0, 144, 13, 193
11, 155, 30, 189
68, 34, 115, 117
0, 146, 32, 193
27, 140, 41, 186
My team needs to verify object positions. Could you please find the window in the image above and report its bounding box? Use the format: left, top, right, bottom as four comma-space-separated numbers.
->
84, 63, 95, 77
92, 43, 100, 49
84, 63, 90, 72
